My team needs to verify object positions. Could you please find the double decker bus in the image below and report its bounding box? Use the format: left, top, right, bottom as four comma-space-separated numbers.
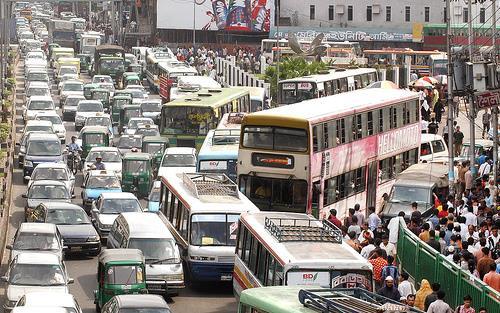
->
145, 48, 176, 92
364, 48, 445, 77
159, 172, 259, 283
160, 88, 251, 149
233, 212, 373, 297
278, 68, 378, 105
237, 88, 420, 218
158, 61, 198, 102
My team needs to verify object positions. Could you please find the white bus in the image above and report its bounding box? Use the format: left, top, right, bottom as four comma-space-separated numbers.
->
278, 67, 379, 105
170, 76, 221, 101
145, 47, 176, 92
159, 172, 260, 283
158, 61, 199, 102
233, 211, 373, 297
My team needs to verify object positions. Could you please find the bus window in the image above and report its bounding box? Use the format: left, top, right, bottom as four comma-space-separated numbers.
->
336, 119, 346, 144
339, 78, 348, 92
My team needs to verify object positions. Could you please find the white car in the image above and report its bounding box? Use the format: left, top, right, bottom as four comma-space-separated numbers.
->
59, 80, 84, 107
83, 147, 123, 178
27, 162, 75, 195
84, 113, 114, 141
92, 75, 113, 85
24, 82, 51, 104
140, 100, 162, 122
23, 95, 55, 121
124, 117, 155, 135
57, 74, 80, 92
12, 307, 68, 313
62, 95, 86, 122
15, 292, 82, 313
126, 87, 148, 104
25, 51, 46, 61
7, 223, 64, 261
24, 58, 47, 73
74, 100, 104, 130
2, 253, 73, 312
35, 111, 66, 143
158, 147, 197, 177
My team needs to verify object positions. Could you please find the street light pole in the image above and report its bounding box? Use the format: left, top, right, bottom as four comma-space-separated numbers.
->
467, 0, 476, 177
193, 0, 196, 51
446, 0, 455, 192
493, 0, 498, 183
275, 0, 280, 106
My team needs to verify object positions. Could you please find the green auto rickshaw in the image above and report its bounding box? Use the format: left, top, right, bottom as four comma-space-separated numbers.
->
119, 104, 142, 134
80, 126, 111, 159
48, 43, 61, 60
113, 89, 134, 99
141, 136, 170, 176
111, 95, 133, 126
94, 249, 147, 311
123, 74, 141, 88
84, 83, 100, 100
91, 88, 111, 111
121, 152, 153, 197
77, 53, 92, 71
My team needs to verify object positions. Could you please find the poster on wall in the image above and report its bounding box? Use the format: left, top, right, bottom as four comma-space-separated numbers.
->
157, 0, 275, 32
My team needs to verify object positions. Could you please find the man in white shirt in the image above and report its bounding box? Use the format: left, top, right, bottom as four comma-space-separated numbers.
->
478, 158, 492, 177
360, 238, 376, 259
426, 290, 453, 313
388, 212, 404, 244
463, 206, 477, 227
380, 235, 396, 257
487, 226, 499, 250
398, 272, 416, 299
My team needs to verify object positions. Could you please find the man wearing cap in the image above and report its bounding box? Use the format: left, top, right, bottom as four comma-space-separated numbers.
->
377, 276, 401, 301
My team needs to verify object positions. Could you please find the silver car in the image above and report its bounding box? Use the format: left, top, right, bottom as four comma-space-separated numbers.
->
26, 163, 75, 195
7, 223, 64, 261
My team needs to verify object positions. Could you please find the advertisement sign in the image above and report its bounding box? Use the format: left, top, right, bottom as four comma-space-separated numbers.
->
199, 160, 228, 170
252, 153, 294, 169
476, 90, 500, 110
157, 0, 275, 32
287, 271, 330, 287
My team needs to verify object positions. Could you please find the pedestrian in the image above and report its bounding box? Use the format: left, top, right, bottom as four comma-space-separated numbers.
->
483, 262, 500, 291
381, 255, 399, 283
415, 279, 433, 311
428, 117, 439, 134
482, 109, 491, 139
426, 230, 441, 252
454, 295, 476, 313
454, 126, 464, 157
360, 238, 376, 259
478, 158, 492, 177
398, 272, 416, 299
368, 206, 381, 231
328, 209, 342, 229
424, 282, 441, 311
406, 294, 417, 308
358, 222, 374, 243
346, 231, 361, 252
344, 208, 355, 227
426, 290, 453, 313
411, 202, 422, 225
347, 216, 361, 237
464, 163, 473, 194
476, 247, 495, 279
354, 203, 365, 226
388, 212, 405, 244
368, 249, 387, 289
419, 223, 431, 242
380, 235, 396, 257
377, 276, 401, 301
434, 99, 443, 123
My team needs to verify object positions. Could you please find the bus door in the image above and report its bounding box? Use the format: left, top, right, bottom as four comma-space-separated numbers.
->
365, 159, 378, 209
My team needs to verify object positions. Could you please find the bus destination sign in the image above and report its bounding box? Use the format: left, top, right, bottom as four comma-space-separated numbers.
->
252, 153, 294, 169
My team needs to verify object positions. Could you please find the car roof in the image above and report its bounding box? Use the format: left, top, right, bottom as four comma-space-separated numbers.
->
28, 95, 53, 101
26, 120, 53, 127
12, 307, 69, 313
115, 294, 169, 309
30, 179, 67, 187
66, 94, 86, 99
24, 292, 76, 307
165, 147, 196, 155
15, 252, 61, 265
19, 222, 57, 233
100, 192, 138, 200
88, 147, 120, 153
28, 81, 50, 88
78, 100, 102, 105
119, 213, 172, 238
26, 133, 59, 141
88, 170, 118, 177
34, 111, 60, 117
33, 162, 67, 169
98, 248, 144, 264
39, 202, 84, 210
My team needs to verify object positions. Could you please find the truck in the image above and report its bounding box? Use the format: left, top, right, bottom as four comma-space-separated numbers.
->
93, 45, 126, 85
47, 19, 76, 49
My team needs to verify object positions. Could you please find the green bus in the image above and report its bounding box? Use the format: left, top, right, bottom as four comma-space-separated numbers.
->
159, 87, 251, 150
238, 286, 315, 313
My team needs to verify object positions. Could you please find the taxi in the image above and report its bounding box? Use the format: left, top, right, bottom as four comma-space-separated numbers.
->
81, 170, 122, 211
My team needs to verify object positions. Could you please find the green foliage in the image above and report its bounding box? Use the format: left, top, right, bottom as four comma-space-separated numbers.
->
263, 57, 327, 106
0, 123, 9, 142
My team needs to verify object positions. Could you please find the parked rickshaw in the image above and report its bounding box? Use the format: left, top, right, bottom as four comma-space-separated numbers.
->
80, 126, 111, 159
111, 95, 133, 126
121, 152, 153, 197
123, 74, 142, 88
77, 53, 92, 71
84, 83, 100, 99
94, 249, 147, 311
91, 88, 111, 111
141, 136, 170, 176
119, 104, 142, 134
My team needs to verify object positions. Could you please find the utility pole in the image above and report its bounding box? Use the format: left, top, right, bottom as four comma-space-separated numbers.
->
0, 0, 5, 121
275, 0, 280, 106
446, 0, 455, 191
467, 0, 476, 176
193, 0, 196, 51
493, 0, 498, 183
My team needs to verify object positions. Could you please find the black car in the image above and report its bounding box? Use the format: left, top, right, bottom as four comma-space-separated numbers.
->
102, 294, 172, 313
33, 202, 101, 256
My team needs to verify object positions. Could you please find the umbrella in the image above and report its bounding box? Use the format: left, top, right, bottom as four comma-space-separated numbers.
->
434, 75, 448, 85
366, 80, 399, 89
413, 79, 433, 88
419, 76, 439, 85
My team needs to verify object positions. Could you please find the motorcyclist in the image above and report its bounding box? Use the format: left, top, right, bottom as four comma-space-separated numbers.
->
67, 136, 82, 153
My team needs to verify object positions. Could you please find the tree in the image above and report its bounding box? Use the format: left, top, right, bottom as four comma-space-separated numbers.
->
264, 57, 327, 106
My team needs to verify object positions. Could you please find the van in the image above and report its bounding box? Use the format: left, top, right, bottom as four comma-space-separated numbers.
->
23, 133, 65, 183
107, 212, 184, 296
420, 133, 448, 162
380, 163, 449, 224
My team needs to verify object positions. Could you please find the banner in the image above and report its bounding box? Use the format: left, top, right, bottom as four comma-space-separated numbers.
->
157, 0, 275, 32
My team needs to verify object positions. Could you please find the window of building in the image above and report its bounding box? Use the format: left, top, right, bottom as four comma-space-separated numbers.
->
424, 7, 430, 22
463, 8, 468, 23
386, 6, 391, 22
367, 6, 372, 21
348, 5, 353, 21
310, 5, 315, 20
405, 6, 411, 22
329, 5, 334, 21
480, 8, 485, 23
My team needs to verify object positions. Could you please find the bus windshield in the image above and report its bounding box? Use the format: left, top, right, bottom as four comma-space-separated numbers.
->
163, 106, 217, 135
279, 82, 317, 105
242, 126, 308, 152
190, 214, 239, 246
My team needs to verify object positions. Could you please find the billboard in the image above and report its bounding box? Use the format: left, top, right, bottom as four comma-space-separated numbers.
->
157, 0, 275, 32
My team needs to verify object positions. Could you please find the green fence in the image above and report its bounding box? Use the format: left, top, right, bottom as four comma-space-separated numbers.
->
396, 218, 499, 311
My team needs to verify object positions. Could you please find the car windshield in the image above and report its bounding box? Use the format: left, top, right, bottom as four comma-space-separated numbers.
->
391, 186, 430, 205
190, 214, 239, 246
66, 97, 84, 107
128, 119, 153, 129
93, 76, 113, 84
26, 126, 52, 133
129, 90, 144, 99
32, 168, 68, 181
118, 137, 142, 149
28, 73, 48, 81
162, 154, 195, 167
46, 208, 90, 225
27, 141, 61, 156
83, 133, 105, 144
141, 102, 160, 112
87, 151, 121, 162
86, 117, 111, 127
62, 82, 82, 91
136, 128, 159, 137
105, 265, 143, 285
100, 199, 141, 214
143, 143, 165, 154
28, 185, 69, 199
9, 263, 66, 286
13, 232, 59, 250
123, 160, 149, 174
78, 102, 103, 112
37, 115, 62, 125
128, 238, 178, 264
88, 176, 121, 188
29, 100, 53, 110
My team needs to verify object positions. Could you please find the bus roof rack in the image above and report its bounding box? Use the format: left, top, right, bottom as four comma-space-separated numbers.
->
264, 217, 342, 243
182, 173, 239, 199
298, 288, 424, 313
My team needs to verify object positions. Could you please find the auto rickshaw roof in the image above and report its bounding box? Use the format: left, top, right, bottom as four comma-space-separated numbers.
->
114, 95, 133, 100
84, 83, 99, 88
123, 152, 152, 160
80, 125, 109, 134
92, 88, 110, 93
123, 104, 142, 109
123, 72, 139, 77
98, 248, 144, 264
142, 136, 169, 144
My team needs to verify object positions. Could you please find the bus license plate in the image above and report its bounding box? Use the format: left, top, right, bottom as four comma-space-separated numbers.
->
220, 274, 232, 281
